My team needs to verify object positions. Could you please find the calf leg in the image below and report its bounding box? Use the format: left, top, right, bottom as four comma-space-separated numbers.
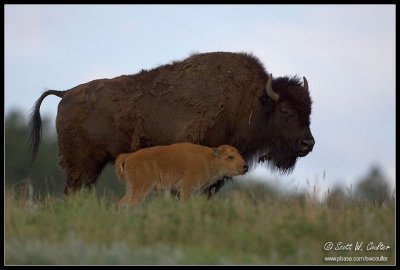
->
180, 175, 201, 201
120, 179, 154, 206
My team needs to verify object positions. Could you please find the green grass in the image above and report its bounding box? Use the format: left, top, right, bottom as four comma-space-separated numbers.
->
5, 184, 395, 265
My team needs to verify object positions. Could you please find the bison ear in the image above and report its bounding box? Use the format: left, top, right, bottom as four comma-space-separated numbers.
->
213, 147, 221, 157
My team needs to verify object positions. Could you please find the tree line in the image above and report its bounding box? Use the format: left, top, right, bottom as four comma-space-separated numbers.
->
5, 109, 394, 204
5, 110, 124, 198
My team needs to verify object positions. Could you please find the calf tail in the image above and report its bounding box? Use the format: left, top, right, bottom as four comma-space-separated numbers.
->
115, 153, 130, 182
29, 90, 66, 165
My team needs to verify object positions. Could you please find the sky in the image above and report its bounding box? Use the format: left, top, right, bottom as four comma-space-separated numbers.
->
4, 5, 396, 196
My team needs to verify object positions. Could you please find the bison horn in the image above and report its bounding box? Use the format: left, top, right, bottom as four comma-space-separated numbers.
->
266, 74, 279, 102
303, 76, 309, 92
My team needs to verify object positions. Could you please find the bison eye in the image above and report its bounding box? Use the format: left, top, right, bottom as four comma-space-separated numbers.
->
228, 155, 235, 160
279, 105, 295, 119
280, 107, 289, 115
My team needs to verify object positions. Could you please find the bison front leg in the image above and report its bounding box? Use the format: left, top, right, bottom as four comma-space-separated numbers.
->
203, 177, 232, 199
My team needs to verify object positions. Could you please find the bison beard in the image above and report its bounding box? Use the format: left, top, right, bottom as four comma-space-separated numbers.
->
257, 147, 298, 174
29, 51, 314, 197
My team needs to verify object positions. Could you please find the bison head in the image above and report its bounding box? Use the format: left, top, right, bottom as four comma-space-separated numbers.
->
257, 74, 315, 173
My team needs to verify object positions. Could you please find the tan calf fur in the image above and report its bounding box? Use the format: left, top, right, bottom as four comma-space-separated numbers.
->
115, 143, 248, 206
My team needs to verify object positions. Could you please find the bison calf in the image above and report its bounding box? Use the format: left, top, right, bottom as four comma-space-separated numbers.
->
115, 143, 248, 206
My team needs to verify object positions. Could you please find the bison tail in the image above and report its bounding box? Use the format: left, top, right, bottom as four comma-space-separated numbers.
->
115, 154, 129, 182
29, 90, 66, 165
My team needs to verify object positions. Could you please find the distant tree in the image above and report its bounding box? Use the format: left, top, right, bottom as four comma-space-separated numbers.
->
5, 111, 30, 186
5, 109, 122, 199
326, 186, 347, 209
355, 165, 391, 205
5, 110, 64, 196
94, 164, 125, 199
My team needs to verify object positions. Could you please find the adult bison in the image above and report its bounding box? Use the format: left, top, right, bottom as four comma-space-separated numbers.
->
29, 51, 315, 195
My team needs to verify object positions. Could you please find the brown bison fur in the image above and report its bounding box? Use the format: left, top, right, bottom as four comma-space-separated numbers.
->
115, 143, 248, 206
29, 51, 314, 196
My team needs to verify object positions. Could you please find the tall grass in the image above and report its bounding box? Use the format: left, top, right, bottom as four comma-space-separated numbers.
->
5, 184, 395, 265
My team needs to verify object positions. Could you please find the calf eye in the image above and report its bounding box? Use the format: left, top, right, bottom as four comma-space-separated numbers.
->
228, 155, 235, 160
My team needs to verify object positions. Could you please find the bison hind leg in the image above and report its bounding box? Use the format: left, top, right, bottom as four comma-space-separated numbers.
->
63, 158, 109, 195
59, 131, 113, 196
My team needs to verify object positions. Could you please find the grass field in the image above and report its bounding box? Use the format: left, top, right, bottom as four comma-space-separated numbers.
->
5, 182, 395, 265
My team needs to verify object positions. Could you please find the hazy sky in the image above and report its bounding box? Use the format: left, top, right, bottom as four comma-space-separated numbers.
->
4, 5, 396, 194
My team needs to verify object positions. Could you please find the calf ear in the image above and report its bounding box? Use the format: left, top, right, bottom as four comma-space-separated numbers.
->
213, 148, 221, 157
